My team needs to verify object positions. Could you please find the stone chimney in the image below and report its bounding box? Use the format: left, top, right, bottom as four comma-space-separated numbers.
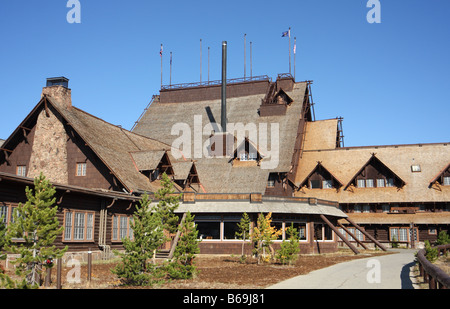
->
41, 77, 72, 108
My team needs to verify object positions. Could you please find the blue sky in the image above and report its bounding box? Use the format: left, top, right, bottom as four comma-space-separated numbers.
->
0, 0, 449, 147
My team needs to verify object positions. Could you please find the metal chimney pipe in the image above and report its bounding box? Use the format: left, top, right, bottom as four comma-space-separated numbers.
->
221, 41, 227, 132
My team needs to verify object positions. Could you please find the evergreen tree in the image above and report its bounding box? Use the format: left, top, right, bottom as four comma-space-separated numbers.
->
167, 212, 200, 279
0, 214, 11, 287
276, 223, 300, 266
112, 194, 166, 286
235, 212, 251, 260
4, 173, 67, 288
154, 172, 181, 234
435, 230, 450, 245
251, 212, 282, 264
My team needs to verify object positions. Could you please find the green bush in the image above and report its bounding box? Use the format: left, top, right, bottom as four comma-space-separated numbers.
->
424, 240, 438, 263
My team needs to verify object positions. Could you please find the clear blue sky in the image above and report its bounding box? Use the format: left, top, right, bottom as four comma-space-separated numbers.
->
0, 0, 449, 147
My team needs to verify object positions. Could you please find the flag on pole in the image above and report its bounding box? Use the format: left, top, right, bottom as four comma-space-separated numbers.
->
281, 29, 290, 37
160, 44, 163, 57
293, 42, 296, 54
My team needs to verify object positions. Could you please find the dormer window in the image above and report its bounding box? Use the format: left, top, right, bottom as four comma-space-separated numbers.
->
232, 138, 264, 165
299, 162, 343, 190
429, 163, 450, 188
345, 154, 405, 190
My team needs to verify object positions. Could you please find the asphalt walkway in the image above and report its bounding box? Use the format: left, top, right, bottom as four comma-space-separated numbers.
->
267, 249, 418, 289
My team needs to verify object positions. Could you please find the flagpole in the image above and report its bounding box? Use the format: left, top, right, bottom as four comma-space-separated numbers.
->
250, 41, 253, 79
160, 44, 163, 89
244, 33, 246, 79
294, 37, 296, 81
208, 46, 210, 84
289, 27, 291, 75
170, 51, 172, 86
200, 39, 202, 83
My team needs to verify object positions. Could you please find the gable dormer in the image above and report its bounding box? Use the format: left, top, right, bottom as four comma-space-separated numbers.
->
259, 82, 293, 117
230, 138, 264, 166
344, 154, 406, 190
429, 163, 450, 188
131, 150, 174, 181
298, 162, 343, 191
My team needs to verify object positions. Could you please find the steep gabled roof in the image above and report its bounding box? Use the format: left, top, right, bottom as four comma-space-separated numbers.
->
429, 162, 450, 187
132, 81, 308, 193
298, 161, 343, 189
2, 93, 178, 193
343, 154, 406, 190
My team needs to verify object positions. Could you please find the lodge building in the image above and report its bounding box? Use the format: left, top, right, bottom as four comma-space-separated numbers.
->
0, 74, 448, 259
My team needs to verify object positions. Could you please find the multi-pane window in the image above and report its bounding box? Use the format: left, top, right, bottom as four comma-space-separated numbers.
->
390, 227, 408, 242
357, 179, 365, 188
64, 211, 95, 241
112, 215, 133, 241
76, 163, 87, 176
365, 179, 374, 188
0, 205, 19, 226
16, 165, 26, 177
377, 179, 385, 187
444, 176, 450, 186
0, 206, 8, 224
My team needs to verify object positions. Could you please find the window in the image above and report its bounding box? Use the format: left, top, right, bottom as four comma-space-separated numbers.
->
322, 179, 333, 189
267, 174, 276, 188
366, 179, 374, 188
354, 205, 361, 213
64, 211, 95, 241
291, 222, 307, 241
223, 216, 243, 240
1, 205, 20, 226
16, 165, 26, 177
239, 153, 248, 161
112, 215, 133, 241
382, 204, 390, 213
428, 228, 437, 235
411, 165, 421, 172
357, 179, 365, 188
390, 227, 408, 242
363, 205, 371, 213
248, 152, 258, 161
76, 163, 86, 176
314, 223, 333, 241
195, 215, 221, 240
386, 178, 394, 187
377, 179, 385, 187
0, 205, 8, 224
444, 177, 450, 186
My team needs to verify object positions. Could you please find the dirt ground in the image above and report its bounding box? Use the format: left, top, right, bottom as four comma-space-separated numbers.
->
12, 249, 392, 289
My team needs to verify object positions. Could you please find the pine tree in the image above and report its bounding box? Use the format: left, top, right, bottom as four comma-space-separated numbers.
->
251, 212, 282, 264
0, 214, 10, 287
154, 172, 181, 234
112, 194, 166, 286
276, 223, 300, 266
4, 173, 67, 288
235, 212, 251, 260
167, 212, 200, 279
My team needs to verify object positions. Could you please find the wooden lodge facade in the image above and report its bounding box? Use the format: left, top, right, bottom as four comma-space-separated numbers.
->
0, 75, 448, 259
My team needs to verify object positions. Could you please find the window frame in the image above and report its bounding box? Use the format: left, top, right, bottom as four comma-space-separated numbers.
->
16, 165, 27, 177
76, 162, 87, 177
63, 210, 95, 242
111, 214, 134, 242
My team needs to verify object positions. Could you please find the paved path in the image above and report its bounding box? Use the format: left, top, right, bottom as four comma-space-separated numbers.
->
268, 249, 418, 289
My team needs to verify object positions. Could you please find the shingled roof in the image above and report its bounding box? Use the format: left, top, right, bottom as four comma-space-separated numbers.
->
132, 79, 309, 194
48, 96, 182, 193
